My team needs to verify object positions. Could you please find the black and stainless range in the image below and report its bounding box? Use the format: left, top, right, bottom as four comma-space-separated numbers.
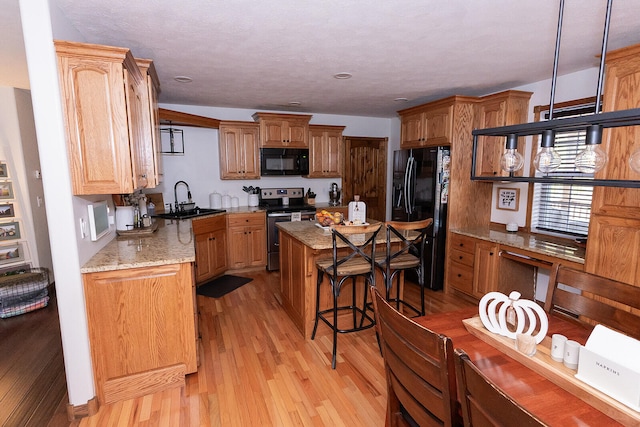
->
260, 187, 316, 271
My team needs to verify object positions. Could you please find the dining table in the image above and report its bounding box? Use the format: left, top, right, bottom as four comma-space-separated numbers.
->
415, 307, 628, 426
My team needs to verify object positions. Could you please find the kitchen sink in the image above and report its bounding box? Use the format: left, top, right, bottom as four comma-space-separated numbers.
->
153, 207, 226, 220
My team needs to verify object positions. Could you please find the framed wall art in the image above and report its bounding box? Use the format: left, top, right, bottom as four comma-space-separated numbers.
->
0, 242, 25, 265
0, 182, 13, 199
0, 221, 21, 241
0, 162, 8, 178
496, 187, 520, 211
0, 203, 15, 218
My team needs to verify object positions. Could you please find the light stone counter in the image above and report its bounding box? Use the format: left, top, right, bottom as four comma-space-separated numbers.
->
81, 219, 197, 273
277, 220, 399, 250
451, 226, 585, 266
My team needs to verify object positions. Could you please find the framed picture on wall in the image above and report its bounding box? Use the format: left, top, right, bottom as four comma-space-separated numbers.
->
0, 203, 15, 218
0, 162, 8, 178
0, 182, 13, 199
0, 242, 25, 265
0, 221, 20, 241
496, 187, 520, 211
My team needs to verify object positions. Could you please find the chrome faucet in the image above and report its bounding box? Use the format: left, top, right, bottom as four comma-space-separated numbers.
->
174, 180, 192, 211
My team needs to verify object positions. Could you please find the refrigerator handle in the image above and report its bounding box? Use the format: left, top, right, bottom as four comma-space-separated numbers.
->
407, 156, 415, 215
403, 156, 411, 214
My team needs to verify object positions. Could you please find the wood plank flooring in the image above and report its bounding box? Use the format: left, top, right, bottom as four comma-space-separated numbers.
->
5, 270, 472, 426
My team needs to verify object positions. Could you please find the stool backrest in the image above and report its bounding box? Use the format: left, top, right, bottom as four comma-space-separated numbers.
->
454, 349, 547, 427
544, 264, 640, 339
384, 218, 433, 264
372, 287, 458, 427
329, 223, 382, 277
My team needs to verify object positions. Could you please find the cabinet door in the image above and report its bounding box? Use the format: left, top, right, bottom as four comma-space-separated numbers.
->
83, 263, 196, 404
473, 241, 498, 297
280, 233, 306, 327
239, 126, 260, 178
286, 118, 310, 147
219, 123, 259, 179
424, 105, 453, 146
400, 111, 425, 148
260, 119, 287, 147
124, 69, 152, 189
309, 127, 343, 177
247, 226, 267, 266
194, 231, 227, 283
57, 53, 134, 194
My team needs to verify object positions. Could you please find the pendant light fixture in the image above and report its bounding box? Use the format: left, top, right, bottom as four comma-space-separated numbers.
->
500, 134, 525, 173
473, 0, 640, 187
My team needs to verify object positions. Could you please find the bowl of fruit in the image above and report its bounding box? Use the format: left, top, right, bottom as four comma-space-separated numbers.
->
316, 210, 343, 227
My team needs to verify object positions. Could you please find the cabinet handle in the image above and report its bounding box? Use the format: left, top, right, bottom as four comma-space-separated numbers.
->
459, 256, 463, 260
489, 252, 494, 256
457, 273, 462, 277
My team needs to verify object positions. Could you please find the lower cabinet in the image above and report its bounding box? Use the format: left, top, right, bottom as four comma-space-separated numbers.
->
193, 215, 228, 283
227, 212, 267, 269
83, 262, 197, 404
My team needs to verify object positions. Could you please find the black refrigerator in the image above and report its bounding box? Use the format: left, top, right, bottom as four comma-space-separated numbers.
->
392, 147, 450, 290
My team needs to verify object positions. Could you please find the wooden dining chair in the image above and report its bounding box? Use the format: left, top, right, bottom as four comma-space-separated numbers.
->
544, 264, 640, 340
454, 348, 548, 427
372, 287, 459, 427
312, 223, 382, 369
376, 218, 433, 317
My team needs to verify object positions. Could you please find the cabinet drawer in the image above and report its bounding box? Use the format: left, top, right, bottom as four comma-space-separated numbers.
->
227, 213, 265, 228
449, 248, 474, 268
449, 233, 476, 254
448, 261, 474, 295
192, 215, 226, 235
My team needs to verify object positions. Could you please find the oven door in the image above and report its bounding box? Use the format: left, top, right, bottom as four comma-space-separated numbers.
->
267, 211, 315, 271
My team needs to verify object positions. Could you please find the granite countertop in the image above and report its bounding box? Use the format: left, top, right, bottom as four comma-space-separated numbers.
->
277, 220, 398, 250
81, 219, 196, 273
451, 226, 585, 265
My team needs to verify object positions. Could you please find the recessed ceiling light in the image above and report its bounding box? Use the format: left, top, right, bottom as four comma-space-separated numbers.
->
288, 101, 302, 106
394, 97, 409, 102
174, 76, 193, 83
333, 72, 352, 79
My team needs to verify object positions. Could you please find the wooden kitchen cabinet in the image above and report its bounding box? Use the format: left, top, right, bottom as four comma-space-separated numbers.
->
252, 112, 312, 147
473, 90, 532, 178
447, 233, 477, 297
308, 125, 345, 177
227, 212, 267, 269
398, 101, 455, 148
136, 58, 163, 186
193, 215, 228, 283
55, 40, 158, 195
83, 262, 197, 404
218, 121, 260, 179
586, 43, 640, 286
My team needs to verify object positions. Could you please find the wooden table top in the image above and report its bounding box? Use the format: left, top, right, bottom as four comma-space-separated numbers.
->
415, 308, 623, 426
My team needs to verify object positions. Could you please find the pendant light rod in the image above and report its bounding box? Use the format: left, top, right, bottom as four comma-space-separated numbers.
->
594, 0, 613, 114
548, 0, 565, 120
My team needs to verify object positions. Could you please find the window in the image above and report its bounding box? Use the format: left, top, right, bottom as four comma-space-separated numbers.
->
530, 100, 597, 237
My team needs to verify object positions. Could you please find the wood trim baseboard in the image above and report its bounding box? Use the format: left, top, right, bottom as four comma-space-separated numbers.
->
66, 396, 99, 421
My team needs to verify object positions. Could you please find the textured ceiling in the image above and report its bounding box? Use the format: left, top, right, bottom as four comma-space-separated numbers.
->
4, 0, 640, 117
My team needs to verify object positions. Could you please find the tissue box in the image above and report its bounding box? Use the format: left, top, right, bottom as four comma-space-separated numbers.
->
575, 324, 640, 412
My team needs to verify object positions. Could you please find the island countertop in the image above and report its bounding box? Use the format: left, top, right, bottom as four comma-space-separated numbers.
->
81, 219, 197, 273
277, 220, 388, 250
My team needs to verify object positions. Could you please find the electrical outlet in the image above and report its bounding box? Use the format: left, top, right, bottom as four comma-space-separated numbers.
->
79, 218, 87, 239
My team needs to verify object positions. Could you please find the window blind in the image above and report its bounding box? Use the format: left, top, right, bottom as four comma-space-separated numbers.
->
531, 103, 596, 237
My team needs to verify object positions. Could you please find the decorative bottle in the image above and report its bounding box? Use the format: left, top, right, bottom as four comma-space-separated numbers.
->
348, 195, 366, 224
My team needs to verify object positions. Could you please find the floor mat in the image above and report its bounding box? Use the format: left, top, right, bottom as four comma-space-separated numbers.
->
196, 275, 253, 298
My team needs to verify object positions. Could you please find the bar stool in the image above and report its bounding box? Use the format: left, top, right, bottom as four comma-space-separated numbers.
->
312, 223, 382, 369
376, 218, 433, 317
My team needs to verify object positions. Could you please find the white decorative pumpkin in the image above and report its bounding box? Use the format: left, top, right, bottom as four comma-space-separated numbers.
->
478, 291, 548, 344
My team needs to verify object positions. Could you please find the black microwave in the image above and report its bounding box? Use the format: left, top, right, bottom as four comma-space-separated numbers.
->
260, 148, 309, 176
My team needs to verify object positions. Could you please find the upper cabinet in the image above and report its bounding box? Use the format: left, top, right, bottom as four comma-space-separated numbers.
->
585, 44, 640, 286
252, 112, 311, 148
398, 100, 455, 148
218, 121, 260, 179
55, 40, 158, 195
135, 58, 163, 186
308, 125, 345, 178
473, 91, 532, 178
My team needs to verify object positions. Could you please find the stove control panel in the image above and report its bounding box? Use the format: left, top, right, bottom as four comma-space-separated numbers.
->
260, 187, 304, 200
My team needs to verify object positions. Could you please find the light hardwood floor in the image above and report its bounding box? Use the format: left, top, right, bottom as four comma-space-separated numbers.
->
54, 270, 472, 426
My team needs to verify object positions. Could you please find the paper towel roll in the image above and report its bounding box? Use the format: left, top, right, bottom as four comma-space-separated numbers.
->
115, 206, 135, 231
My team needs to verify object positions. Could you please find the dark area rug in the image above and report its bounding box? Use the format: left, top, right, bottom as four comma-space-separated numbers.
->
196, 275, 253, 298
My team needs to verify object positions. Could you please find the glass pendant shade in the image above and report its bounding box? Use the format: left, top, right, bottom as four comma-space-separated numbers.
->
500, 134, 524, 173
575, 125, 607, 173
629, 148, 640, 174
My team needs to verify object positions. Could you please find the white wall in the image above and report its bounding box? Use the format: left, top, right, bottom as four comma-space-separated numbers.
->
155, 104, 394, 208
489, 67, 601, 227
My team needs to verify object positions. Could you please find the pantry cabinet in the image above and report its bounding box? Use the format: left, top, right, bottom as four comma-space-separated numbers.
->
55, 40, 158, 195
473, 90, 532, 178
308, 125, 345, 177
193, 215, 228, 283
586, 43, 640, 286
218, 121, 260, 179
252, 112, 311, 148
83, 262, 197, 404
227, 212, 267, 269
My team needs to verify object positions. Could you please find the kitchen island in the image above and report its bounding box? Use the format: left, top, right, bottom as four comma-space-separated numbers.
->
277, 220, 400, 339
80, 218, 208, 405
